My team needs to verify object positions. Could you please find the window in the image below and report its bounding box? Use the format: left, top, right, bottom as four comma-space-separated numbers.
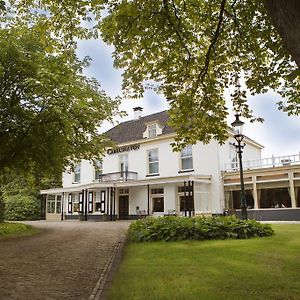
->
88, 192, 93, 213
68, 194, 73, 213
119, 154, 128, 177
151, 188, 164, 213
148, 149, 159, 174
47, 195, 56, 213
94, 160, 103, 180
73, 195, 79, 212
56, 195, 62, 214
148, 124, 157, 138
180, 145, 193, 171
74, 164, 81, 183
119, 188, 129, 195
152, 197, 164, 212
47, 195, 61, 214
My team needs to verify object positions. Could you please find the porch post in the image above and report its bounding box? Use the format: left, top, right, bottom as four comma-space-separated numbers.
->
110, 187, 113, 221
147, 184, 150, 215
61, 192, 64, 221
188, 180, 191, 217
85, 189, 88, 221
184, 181, 187, 216
113, 187, 116, 221
252, 175, 259, 209
106, 187, 110, 215
288, 171, 296, 208
192, 181, 195, 216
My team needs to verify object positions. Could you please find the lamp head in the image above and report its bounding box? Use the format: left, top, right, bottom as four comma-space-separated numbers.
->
231, 114, 244, 137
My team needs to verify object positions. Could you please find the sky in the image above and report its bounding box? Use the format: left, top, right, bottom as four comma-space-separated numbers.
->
77, 39, 300, 159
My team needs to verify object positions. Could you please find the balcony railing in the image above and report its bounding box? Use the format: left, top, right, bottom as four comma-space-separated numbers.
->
225, 153, 300, 172
96, 171, 138, 182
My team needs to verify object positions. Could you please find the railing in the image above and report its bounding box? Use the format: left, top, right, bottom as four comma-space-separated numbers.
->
225, 153, 300, 172
96, 171, 138, 182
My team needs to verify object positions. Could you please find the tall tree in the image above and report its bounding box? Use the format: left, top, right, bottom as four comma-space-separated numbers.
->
0, 26, 119, 174
0, 26, 120, 221
4, 0, 299, 149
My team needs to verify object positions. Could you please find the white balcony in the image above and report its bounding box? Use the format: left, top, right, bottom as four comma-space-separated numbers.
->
96, 171, 138, 182
225, 153, 300, 172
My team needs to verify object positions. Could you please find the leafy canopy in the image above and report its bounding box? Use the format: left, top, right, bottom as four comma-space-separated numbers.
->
2, 0, 300, 149
0, 25, 120, 175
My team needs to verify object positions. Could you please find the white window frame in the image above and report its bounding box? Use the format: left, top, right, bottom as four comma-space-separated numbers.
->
73, 163, 81, 183
119, 154, 128, 179
151, 188, 164, 213
46, 195, 62, 214
147, 149, 159, 175
180, 145, 193, 171
148, 124, 157, 138
94, 160, 103, 180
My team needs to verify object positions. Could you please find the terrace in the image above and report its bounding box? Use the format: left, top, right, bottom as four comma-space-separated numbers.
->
225, 153, 300, 172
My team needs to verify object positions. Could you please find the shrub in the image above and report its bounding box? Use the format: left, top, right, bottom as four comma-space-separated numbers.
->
0, 222, 31, 235
128, 216, 274, 242
4, 194, 41, 221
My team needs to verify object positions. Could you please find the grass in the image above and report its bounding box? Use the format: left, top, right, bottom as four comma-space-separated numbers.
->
108, 224, 300, 300
0, 222, 40, 238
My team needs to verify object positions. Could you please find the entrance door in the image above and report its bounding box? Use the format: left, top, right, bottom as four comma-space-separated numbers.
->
119, 195, 129, 220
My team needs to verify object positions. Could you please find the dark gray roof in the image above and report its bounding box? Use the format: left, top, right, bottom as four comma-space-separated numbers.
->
105, 110, 174, 144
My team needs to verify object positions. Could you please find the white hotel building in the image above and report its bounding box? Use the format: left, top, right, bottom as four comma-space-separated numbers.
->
42, 108, 300, 221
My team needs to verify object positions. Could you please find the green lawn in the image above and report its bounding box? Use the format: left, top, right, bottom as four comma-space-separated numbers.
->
0, 222, 40, 238
108, 224, 300, 300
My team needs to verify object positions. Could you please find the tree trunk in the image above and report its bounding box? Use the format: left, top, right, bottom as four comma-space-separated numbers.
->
263, 0, 300, 68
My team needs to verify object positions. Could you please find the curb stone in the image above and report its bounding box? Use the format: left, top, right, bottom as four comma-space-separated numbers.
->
89, 235, 127, 300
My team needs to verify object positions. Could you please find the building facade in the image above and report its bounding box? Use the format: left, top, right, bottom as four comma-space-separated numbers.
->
41, 108, 300, 221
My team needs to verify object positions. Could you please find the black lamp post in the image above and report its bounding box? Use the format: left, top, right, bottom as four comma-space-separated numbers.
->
231, 114, 247, 220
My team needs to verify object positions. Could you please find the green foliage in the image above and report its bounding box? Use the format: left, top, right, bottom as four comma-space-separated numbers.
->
4, 194, 40, 221
128, 216, 274, 242
0, 222, 31, 235
0, 171, 49, 221
100, 0, 299, 149
2, 1, 299, 149
0, 25, 120, 175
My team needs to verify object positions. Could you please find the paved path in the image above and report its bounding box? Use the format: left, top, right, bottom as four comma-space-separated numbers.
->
0, 221, 130, 300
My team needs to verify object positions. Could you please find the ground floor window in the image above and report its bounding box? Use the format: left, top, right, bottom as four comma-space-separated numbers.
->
260, 188, 291, 208
297, 187, 300, 207
47, 195, 61, 214
232, 190, 254, 209
95, 191, 106, 213
177, 184, 194, 212
151, 188, 164, 213
73, 195, 79, 212
152, 197, 164, 212
179, 196, 194, 211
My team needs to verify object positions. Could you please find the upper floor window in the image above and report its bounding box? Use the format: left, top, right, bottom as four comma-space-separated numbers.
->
119, 154, 128, 174
148, 124, 157, 138
74, 163, 81, 183
94, 160, 103, 180
148, 149, 159, 174
180, 145, 193, 171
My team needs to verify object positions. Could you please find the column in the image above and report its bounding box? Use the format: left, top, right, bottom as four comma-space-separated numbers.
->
288, 171, 296, 208
252, 175, 259, 209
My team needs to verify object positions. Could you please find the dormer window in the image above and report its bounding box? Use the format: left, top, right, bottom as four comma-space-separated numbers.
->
148, 124, 157, 138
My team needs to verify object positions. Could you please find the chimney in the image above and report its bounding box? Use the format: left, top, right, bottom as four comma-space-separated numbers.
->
133, 107, 143, 120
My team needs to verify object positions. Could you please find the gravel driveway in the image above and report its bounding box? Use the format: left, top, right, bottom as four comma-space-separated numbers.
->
0, 221, 130, 300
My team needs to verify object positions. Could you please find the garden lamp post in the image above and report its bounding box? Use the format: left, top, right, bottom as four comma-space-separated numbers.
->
231, 114, 247, 220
